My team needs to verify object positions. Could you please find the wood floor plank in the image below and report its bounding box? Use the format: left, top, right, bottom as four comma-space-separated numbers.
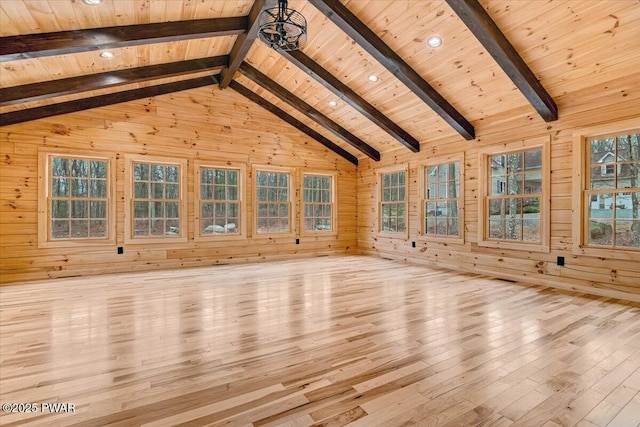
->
1, 255, 639, 426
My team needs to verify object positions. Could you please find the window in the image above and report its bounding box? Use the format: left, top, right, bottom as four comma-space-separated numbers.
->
479, 136, 550, 252
124, 155, 187, 243
422, 156, 463, 242
302, 172, 336, 234
38, 150, 115, 247
581, 129, 640, 250
195, 162, 245, 240
254, 167, 294, 236
378, 166, 407, 236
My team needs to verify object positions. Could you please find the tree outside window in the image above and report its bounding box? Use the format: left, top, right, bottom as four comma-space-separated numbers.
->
487, 149, 542, 243
200, 167, 240, 236
479, 136, 549, 252
303, 174, 334, 232
424, 161, 461, 238
379, 169, 407, 234
256, 170, 291, 234
49, 156, 108, 240
125, 155, 186, 243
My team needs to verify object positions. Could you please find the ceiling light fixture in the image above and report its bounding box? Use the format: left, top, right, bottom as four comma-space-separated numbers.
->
427, 36, 443, 48
368, 74, 379, 82
82, 0, 103, 5
328, 100, 338, 107
258, 0, 307, 51
99, 51, 114, 58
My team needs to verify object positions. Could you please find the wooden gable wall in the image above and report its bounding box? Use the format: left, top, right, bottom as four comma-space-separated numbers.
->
0, 87, 358, 283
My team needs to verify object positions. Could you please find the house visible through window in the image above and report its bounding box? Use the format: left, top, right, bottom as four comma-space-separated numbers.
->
487, 149, 543, 242
379, 168, 407, 234
423, 160, 461, 238
303, 173, 334, 232
479, 136, 549, 252
585, 131, 640, 249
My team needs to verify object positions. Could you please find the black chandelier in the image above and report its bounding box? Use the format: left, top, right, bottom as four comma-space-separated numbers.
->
258, 0, 307, 51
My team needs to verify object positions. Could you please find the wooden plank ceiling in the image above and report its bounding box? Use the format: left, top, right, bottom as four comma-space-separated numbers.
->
1, 0, 636, 162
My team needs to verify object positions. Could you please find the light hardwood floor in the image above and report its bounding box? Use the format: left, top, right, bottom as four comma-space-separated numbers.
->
1, 256, 639, 426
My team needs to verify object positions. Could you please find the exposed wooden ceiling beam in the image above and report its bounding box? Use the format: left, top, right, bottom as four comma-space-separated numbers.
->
279, 49, 420, 153
446, 0, 558, 122
0, 75, 219, 126
0, 17, 247, 62
0, 56, 228, 106
309, 0, 475, 140
239, 62, 380, 161
230, 81, 358, 165
219, 0, 275, 89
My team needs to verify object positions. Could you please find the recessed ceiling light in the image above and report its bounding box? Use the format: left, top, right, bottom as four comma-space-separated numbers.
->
368, 74, 379, 82
82, 0, 103, 5
99, 51, 115, 58
328, 100, 338, 107
427, 36, 443, 48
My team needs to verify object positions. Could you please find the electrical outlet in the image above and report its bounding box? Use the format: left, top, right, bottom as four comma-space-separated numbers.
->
557, 256, 564, 266
117, 247, 124, 255
412, 241, 416, 248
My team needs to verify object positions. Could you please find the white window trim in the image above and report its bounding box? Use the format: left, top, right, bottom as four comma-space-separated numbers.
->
124, 154, 188, 244
377, 164, 409, 238
194, 161, 246, 242
252, 165, 296, 239
478, 135, 550, 253
419, 154, 465, 244
38, 148, 116, 248
300, 171, 338, 236
572, 118, 640, 258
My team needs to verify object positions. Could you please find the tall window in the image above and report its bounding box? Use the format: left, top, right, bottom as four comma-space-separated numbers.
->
197, 164, 243, 239
255, 168, 293, 235
479, 137, 549, 252
378, 167, 407, 235
125, 156, 187, 243
302, 173, 336, 233
584, 131, 640, 249
38, 151, 115, 246
423, 160, 462, 240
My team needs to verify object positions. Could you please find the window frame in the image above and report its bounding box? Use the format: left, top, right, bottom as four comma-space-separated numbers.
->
124, 154, 188, 244
572, 118, 640, 256
377, 165, 409, 238
478, 136, 550, 252
38, 149, 116, 248
194, 161, 246, 241
300, 171, 338, 236
419, 154, 465, 244
252, 165, 296, 238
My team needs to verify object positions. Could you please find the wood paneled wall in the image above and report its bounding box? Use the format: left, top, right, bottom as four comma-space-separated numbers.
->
0, 86, 358, 284
357, 99, 640, 301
